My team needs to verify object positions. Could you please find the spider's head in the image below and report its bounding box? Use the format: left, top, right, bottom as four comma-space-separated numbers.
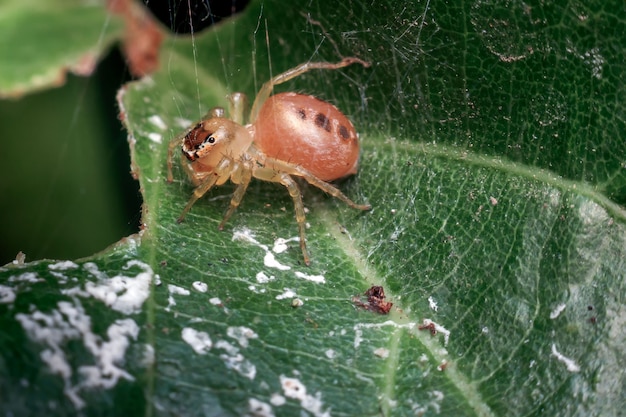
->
181, 118, 232, 162
181, 117, 253, 164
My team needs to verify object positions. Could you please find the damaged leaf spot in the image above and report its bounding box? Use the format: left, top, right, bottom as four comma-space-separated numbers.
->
353, 285, 393, 314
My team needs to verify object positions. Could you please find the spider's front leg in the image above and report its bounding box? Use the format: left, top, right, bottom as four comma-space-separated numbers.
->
228, 92, 248, 125
218, 156, 254, 230
176, 157, 233, 223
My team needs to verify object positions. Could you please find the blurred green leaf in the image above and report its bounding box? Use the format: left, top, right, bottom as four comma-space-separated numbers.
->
2, 0, 626, 416
0, 0, 123, 97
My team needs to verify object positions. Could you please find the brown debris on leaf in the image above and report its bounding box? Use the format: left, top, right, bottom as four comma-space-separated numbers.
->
107, 0, 164, 77
353, 286, 393, 315
418, 321, 437, 335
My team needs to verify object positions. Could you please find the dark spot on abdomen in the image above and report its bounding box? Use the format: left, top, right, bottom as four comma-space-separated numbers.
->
296, 108, 306, 119
314, 113, 332, 132
338, 124, 350, 140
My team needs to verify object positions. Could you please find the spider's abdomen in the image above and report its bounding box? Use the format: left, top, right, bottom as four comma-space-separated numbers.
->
254, 92, 360, 181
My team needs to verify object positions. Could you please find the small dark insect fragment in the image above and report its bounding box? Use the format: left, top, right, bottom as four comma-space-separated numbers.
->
353, 285, 393, 315
418, 321, 438, 336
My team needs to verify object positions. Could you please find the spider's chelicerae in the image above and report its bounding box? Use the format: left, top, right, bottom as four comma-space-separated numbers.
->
167, 57, 372, 265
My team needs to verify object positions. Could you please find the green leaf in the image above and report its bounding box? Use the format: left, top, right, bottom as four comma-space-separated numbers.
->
2, 0, 626, 416
0, 0, 123, 97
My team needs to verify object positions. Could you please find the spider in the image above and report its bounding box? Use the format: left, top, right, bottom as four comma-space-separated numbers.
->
167, 57, 372, 265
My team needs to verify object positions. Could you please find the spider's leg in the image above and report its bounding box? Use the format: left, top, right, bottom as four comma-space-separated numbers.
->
277, 173, 310, 266
228, 93, 248, 125
219, 159, 253, 230
249, 57, 370, 123
265, 157, 371, 211
177, 158, 232, 223
253, 168, 311, 266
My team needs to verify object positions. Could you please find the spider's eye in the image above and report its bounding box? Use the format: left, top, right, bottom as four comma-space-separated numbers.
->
206, 136, 216, 144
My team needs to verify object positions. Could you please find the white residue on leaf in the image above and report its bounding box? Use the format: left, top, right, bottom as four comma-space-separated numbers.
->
280, 376, 307, 400
148, 114, 167, 130
421, 319, 451, 346
354, 327, 363, 349
209, 297, 222, 305
233, 228, 262, 245
408, 390, 445, 415
147, 132, 162, 143
270, 393, 286, 406
248, 398, 275, 417
0, 285, 16, 304
256, 272, 275, 283
215, 339, 239, 356
248, 285, 264, 294
227, 326, 259, 348
15, 299, 139, 409
583, 48, 605, 80
220, 353, 257, 380
389, 227, 403, 242
83, 262, 108, 280
324, 349, 336, 359
578, 199, 609, 226
140, 344, 155, 368
294, 271, 325, 284
353, 321, 435, 349
9, 272, 44, 283
232, 228, 291, 271
48, 261, 79, 271
214, 339, 256, 380
167, 284, 191, 295
181, 327, 212, 354
63, 260, 153, 315
264, 252, 291, 271
551, 344, 580, 372
192, 281, 208, 293
49, 260, 78, 284
166, 284, 190, 311
49, 271, 69, 284
272, 236, 299, 254
565, 41, 605, 80
428, 296, 438, 311
276, 288, 297, 300
78, 318, 139, 388
550, 303, 567, 319
374, 347, 390, 358
279, 375, 329, 417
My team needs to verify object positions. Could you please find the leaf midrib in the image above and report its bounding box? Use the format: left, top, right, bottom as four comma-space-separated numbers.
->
321, 205, 497, 417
